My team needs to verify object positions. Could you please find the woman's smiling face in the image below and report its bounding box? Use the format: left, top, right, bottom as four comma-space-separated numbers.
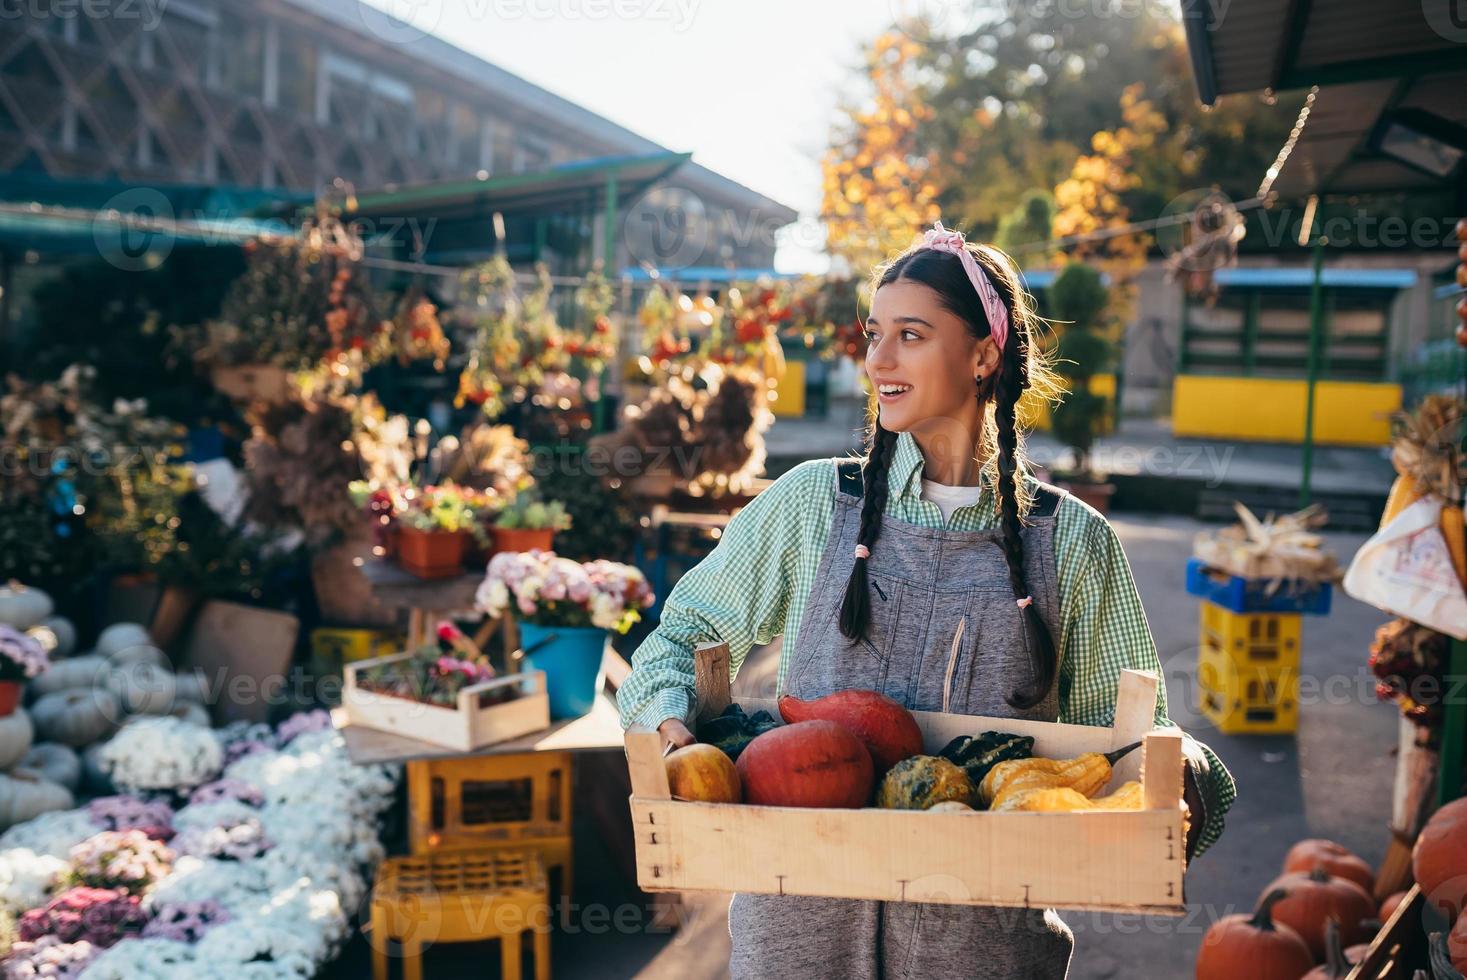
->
865, 278, 998, 434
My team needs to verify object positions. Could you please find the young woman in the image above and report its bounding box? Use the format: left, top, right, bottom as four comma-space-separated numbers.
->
617, 222, 1234, 979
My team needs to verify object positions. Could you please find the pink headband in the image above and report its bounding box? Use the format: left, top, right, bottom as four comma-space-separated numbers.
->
919, 221, 1011, 360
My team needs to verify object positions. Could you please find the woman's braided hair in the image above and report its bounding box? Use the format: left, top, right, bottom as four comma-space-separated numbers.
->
837, 237, 1063, 710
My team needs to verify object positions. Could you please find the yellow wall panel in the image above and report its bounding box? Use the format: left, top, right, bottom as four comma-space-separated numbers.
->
1172, 375, 1400, 446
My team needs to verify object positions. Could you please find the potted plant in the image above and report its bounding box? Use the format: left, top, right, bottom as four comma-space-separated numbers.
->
1047, 261, 1117, 513
396, 485, 493, 580
476, 551, 655, 719
0, 624, 48, 716
490, 495, 572, 556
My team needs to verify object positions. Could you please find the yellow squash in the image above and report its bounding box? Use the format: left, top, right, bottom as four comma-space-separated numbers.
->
990, 780, 1145, 813
979, 741, 1142, 810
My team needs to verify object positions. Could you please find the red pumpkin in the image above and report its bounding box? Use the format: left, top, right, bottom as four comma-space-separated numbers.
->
1378, 891, 1408, 922
1414, 797, 1467, 921
778, 689, 922, 775
1263, 867, 1375, 960
1284, 839, 1375, 895
736, 720, 874, 808
1195, 888, 1313, 980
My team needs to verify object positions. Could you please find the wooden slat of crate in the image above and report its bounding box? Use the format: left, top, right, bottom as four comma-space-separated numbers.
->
630, 801, 1183, 913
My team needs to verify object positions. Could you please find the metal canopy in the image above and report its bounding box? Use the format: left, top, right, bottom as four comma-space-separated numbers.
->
346, 151, 690, 220
1183, 0, 1467, 105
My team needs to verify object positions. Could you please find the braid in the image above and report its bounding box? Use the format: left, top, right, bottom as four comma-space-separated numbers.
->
993, 330, 1058, 710
838, 419, 898, 641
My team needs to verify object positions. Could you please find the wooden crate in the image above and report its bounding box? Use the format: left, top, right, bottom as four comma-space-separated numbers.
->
1345, 884, 1438, 979
625, 643, 1188, 914
343, 654, 550, 752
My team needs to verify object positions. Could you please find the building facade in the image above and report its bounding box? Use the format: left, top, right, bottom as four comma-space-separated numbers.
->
0, 0, 793, 273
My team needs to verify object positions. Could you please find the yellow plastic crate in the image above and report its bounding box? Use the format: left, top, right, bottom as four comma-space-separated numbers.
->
1198, 601, 1301, 668
312, 627, 401, 667
1197, 642, 1299, 734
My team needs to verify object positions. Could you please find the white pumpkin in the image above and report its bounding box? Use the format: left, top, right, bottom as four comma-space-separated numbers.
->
0, 582, 53, 630
81, 742, 117, 796
30, 688, 121, 748
106, 663, 179, 716
96, 623, 153, 658
174, 670, 210, 705
21, 743, 81, 792
0, 769, 75, 832
27, 616, 76, 659
26, 654, 108, 698
164, 701, 211, 728
0, 708, 34, 770
108, 644, 168, 670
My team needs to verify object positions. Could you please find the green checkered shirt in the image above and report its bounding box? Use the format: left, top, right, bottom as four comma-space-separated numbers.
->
617, 430, 1234, 855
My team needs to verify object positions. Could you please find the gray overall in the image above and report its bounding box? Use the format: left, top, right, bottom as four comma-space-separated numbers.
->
728, 461, 1075, 979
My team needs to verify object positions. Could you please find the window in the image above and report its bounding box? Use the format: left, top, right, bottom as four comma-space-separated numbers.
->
1180, 286, 1393, 381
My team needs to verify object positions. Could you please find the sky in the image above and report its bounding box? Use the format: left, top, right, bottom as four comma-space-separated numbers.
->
358, 0, 908, 273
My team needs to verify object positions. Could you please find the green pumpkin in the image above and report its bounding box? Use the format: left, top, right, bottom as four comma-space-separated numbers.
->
876, 755, 974, 810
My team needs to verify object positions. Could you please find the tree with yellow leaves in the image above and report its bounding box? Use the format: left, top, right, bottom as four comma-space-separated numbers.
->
821, 32, 941, 275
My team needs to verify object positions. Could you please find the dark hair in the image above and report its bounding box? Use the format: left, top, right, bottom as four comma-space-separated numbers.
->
837, 238, 1061, 710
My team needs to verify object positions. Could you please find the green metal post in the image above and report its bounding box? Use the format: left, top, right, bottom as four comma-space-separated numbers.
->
1299, 235, 1326, 508
594, 169, 620, 434
1439, 638, 1467, 806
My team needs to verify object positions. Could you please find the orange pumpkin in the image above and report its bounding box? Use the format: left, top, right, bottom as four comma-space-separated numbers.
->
665, 743, 741, 804
1195, 888, 1314, 980
1378, 890, 1408, 922
1284, 839, 1375, 895
1414, 797, 1467, 921
1263, 867, 1375, 960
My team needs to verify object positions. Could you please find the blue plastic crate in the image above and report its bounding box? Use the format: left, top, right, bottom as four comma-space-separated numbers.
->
1185, 558, 1332, 615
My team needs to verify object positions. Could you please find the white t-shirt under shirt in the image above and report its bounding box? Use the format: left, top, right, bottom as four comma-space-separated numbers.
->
920, 477, 984, 523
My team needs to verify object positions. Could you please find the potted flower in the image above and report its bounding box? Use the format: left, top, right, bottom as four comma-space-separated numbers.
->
0, 624, 49, 716
396, 484, 493, 580
476, 551, 655, 719
490, 495, 572, 556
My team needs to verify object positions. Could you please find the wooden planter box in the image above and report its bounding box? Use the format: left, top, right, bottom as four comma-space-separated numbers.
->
396, 527, 466, 580
342, 653, 550, 752
625, 643, 1187, 914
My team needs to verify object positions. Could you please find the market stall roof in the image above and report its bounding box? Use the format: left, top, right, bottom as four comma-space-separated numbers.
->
1182, 0, 1467, 105
0, 175, 304, 256
345, 151, 691, 222
1182, 0, 1467, 199
1214, 267, 1418, 289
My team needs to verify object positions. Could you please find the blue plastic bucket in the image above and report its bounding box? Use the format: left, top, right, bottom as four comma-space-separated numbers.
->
519, 623, 607, 719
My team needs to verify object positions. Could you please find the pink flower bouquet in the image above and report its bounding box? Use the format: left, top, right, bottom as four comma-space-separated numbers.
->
475, 549, 655, 634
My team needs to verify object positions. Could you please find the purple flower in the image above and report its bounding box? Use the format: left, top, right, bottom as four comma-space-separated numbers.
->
222, 738, 273, 766
86, 796, 176, 841
171, 818, 272, 862
187, 778, 264, 809
0, 624, 49, 682
17, 887, 146, 947
275, 709, 332, 745
142, 900, 230, 944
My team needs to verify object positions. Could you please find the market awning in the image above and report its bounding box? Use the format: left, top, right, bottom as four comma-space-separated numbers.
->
1182, 0, 1467, 105
0, 175, 304, 257
1182, 0, 1467, 200
347, 151, 691, 221
1213, 268, 1418, 290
